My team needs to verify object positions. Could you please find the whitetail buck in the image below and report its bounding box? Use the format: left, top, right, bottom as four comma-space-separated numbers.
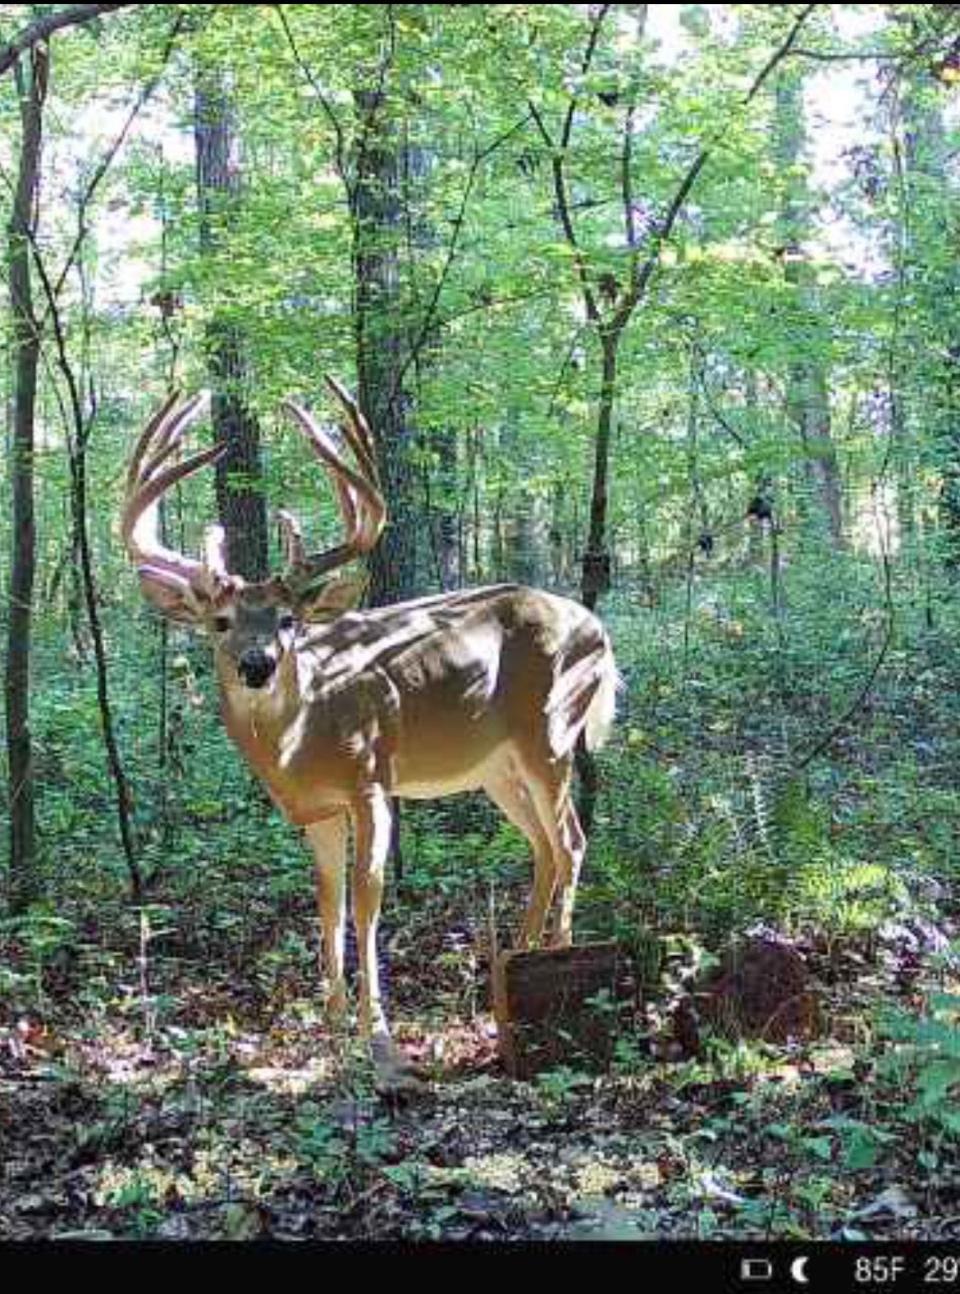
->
123, 377, 617, 1087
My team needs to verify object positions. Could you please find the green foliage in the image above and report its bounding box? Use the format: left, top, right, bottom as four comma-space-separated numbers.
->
817, 1116, 897, 1172
535, 1064, 595, 1111
878, 992, 960, 1141
295, 1102, 398, 1188
0, 909, 78, 1008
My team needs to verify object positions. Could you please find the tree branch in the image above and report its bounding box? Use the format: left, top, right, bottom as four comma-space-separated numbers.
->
613, 2, 819, 335
390, 113, 534, 404
791, 46, 896, 63
527, 1, 615, 326
0, 4, 135, 78
697, 374, 748, 449
274, 3, 351, 197
561, 3, 612, 154
46, 12, 186, 308
434, 285, 555, 331
622, 103, 638, 249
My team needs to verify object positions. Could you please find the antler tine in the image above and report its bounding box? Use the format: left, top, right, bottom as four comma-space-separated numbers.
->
126, 388, 184, 494
280, 399, 381, 515
277, 509, 306, 568
203, 523, 230, 585
123, 394, 214, 545
322, 374, 380, 488
125, 441, 227, 547
125, 393, 211, 504
122, 391, 227, 590
140, 391, 216, 485
280, 392, 385, 581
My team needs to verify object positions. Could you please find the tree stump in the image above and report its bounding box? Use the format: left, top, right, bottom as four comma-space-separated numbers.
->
492, 942, 628, 1080
696, 933, 819, 1043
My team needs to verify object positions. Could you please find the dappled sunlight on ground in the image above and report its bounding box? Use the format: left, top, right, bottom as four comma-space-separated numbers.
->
2, 876, 959, 1240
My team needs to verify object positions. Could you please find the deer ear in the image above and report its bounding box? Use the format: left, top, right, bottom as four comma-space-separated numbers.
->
136, 566, 206, 625
298, 573, 369, 621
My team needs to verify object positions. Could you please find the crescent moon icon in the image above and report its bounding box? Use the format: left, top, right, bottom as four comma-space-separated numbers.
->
791, 1257, 810, 1286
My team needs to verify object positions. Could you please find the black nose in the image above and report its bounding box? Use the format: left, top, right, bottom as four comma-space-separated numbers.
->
238, 649, 276, 689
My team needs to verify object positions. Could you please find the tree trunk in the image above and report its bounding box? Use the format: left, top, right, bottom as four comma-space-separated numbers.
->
686, 344, 710, 541
353, 89, 418, 606
580, 335, 618, 612
195, 69, 268, 582
574, 334, 619, 834
501, 422, 543, 586
549, 483, 570, 588
899, 87, 959, 561
774, 72, 845, 548
791, 366, 844, 544
5, 47, 47, 912
435, 428, 459, 589
468, 425, 483, 582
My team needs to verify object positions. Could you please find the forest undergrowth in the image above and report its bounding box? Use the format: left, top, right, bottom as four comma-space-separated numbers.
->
2, 562, 960, 1241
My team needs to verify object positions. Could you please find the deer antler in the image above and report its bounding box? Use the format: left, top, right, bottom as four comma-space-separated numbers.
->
279, 375, 385, 586
124, 380, 384, 613
122, 390, 228, 603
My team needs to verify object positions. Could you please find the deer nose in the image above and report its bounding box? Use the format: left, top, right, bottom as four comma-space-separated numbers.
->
238, 648, 276, 689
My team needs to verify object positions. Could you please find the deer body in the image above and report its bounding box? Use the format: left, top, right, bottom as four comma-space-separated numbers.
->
218, 584, 612, 823
123, 381, 616, 1088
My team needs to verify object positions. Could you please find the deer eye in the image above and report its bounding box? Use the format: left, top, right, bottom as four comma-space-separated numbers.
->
277, 612, 296, 632
213, 615, 231, 633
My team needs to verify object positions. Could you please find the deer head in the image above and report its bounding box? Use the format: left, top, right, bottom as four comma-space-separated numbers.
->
121, 377, 385, 691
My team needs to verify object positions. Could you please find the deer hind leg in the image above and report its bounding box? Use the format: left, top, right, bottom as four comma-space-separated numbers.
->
305, 813, 349, 1022
552, 795, 586, 947
484, 772, 556, 950
524, 761, 586, 949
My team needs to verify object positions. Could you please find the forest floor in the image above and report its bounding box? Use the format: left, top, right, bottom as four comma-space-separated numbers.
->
1, 863, 958, 1244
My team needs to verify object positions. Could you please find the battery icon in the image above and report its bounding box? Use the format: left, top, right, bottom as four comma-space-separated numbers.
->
741, 1258, 774, 1282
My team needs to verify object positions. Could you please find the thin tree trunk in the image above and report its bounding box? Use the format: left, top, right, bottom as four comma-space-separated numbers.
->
70, 412, 143, 900
469, 426, 483, 582
537, 6, 816, 830
686, 343, 710, 542
549, 484, 568, 588
5, 47, 47, 912
195, 70, 268, 582
73, 258, 143, 898
24, 176, 144, 900
575, 336, 619, 835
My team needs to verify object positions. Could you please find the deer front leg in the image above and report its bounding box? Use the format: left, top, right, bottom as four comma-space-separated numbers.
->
305, 814, 349, 1024
351, 785, 423, 1092
351, 786, 392, 1041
